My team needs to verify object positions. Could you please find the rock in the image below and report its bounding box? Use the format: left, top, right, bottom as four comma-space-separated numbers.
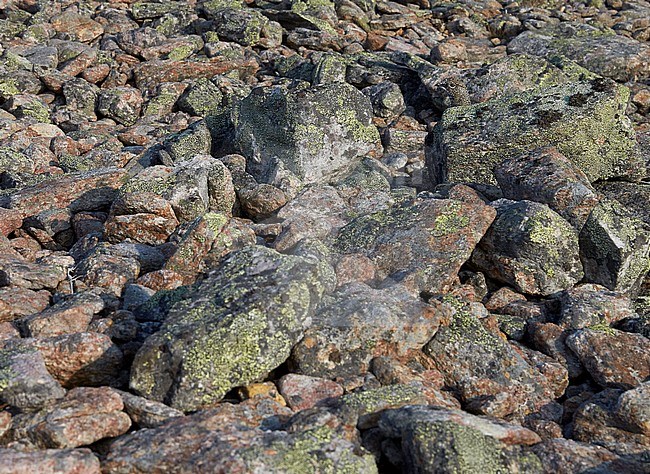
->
7, 387, 131, 449
426, 78, 642, 187
291, 282, 450, 379
0, 257, 67, 291
376, 405, 543, 473
163, 120, 212, 164
615, 382, 650, 436
596, 181, 650, 227
0, 167, 128, 220
423, 297, 566, 419
565, 328, 650, 389
334, 188, 495, 295
579, 199, 650, 294
0, 341, 65, 410
33, 332, 124, 388
0, 448, 100, 474
211, 8, 268, 46
176, 79, 222, 117
0, 286, 51, 322
102, 403, 376, 473
472, 200, 583, 296
362, 82, 406, 120
97, 87, 143, 126
104, 192, 179, 245
508, 22, 650, 82
277, 374, 343, 411
571, 388, 650, 455
130, 246, 327, 411
234, 82, 380, 187
114, 389, 184, 429
557, 284, 634, 330
531, 439, 618, 474
494, 146, 598, 229
22, 290, 105, 337
73, 244, 141, 296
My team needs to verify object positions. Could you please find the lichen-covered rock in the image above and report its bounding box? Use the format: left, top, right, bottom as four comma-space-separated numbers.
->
508, 22, 650, 82
0, 256, 68, 291
615, 382, 650, 437
423, 297, 567, 419
565, 328, 650, 389
162, 120, 212, 164
0, 286, 51, 322
494, 146, 598, 229
0, 342, 65, 410
102, 402, 376, 473
472, 200, 583, 296
334, 188, 495, 295
97, 87, 143, 126
233, 82, 380, 187
426, 78, 642, 186
595, 181, 650, 227
210, 8, 268, 47
579, 199, 650, 294
376, 405, 543, 474
362, 81, 406, 120
531, 439, 619, 474
291, 282, 451, 379
557, 284, 634, 330
130, 246, 327, 411
176, 79, 222, 117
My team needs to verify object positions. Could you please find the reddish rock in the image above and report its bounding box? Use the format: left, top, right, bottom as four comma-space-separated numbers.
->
8, 387, 131, 449
558, 284, 634, 330
113, 389, 183, 429
33, 332, 124, 388
104, 192, 179, 245
0, 208, 23, 237
22, 291, 105, 337
0, 286, 50, 322
136, 269, 184, 291
334, 253, 376, 287
133, 58, 259, 94
0, 256, 68, 291
0, 168, 127, 220
51, 12, 104, 43
484, 287, 527, 312
531, 439, 618, 474
0, 448, 101, 474
278, 374, 344, 411
566, 328, 650, 389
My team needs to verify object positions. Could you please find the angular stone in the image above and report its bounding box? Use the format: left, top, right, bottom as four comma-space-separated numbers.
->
74, 244, 141, 297
8, 387, 131, 449
495, 146, 598, 229
51, 12, 104, 43
508, 22, 650, 82
0, 167, 128, 220
362, 82, 406, 120
130, 246, 327, 411
615, 382, 650, 436
113, 389, 184, 429
234, 82, 380, 187
557, 284, 634, 330
211, 8, 268, 46
104, 192, 179, 246
0, 286, 50, 322
423, 298, 566, 419
426, 79, 642, 186
33, 332, 124, 388
102, 403, 375, 473
0, 342, 65, 410
377, 405, 543, 473
0, 257, 67, 291
97, 87, 143, 126
531, 439, 618, 474
572, 388, 650, 455
472, 200, 583, 296
22, 290, 105, 337
335, 188, 495, 295
595, 181, 650, 227
566, 328, 650, 389
277, 374, 343, 411
0, 448, 101, 474
163, 120, 212, 164
579, 199, 650, 294
292, 282, 450, 379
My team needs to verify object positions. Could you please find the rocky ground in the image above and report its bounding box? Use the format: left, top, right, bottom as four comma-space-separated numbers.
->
0, 0, 649, 472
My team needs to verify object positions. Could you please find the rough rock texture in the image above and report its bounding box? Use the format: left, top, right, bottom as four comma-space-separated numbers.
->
508, 22, 650, 82
426, 79, 642, 186
472, 200, 583, 296
234, 82, 381, 187
130, 246, 328, 411
334, 188, 496, 295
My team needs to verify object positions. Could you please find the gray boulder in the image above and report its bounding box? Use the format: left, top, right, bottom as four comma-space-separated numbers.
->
233, 82, 380, 188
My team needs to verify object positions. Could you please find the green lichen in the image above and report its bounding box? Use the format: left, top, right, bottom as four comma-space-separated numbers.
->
587, 322, 616, 336
430, 202, 469, 237
167, 44, 195, 61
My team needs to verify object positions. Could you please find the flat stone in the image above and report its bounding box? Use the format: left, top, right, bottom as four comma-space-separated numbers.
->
0, 286, 50, 322
0, 448, 101, 474
277, 374, 344, 411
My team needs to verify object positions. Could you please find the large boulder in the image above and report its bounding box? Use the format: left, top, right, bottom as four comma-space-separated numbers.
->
130, 246, 328, 412
233, 82, 381, 188
508, 22, 650, 82
426, 78, 642, 187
